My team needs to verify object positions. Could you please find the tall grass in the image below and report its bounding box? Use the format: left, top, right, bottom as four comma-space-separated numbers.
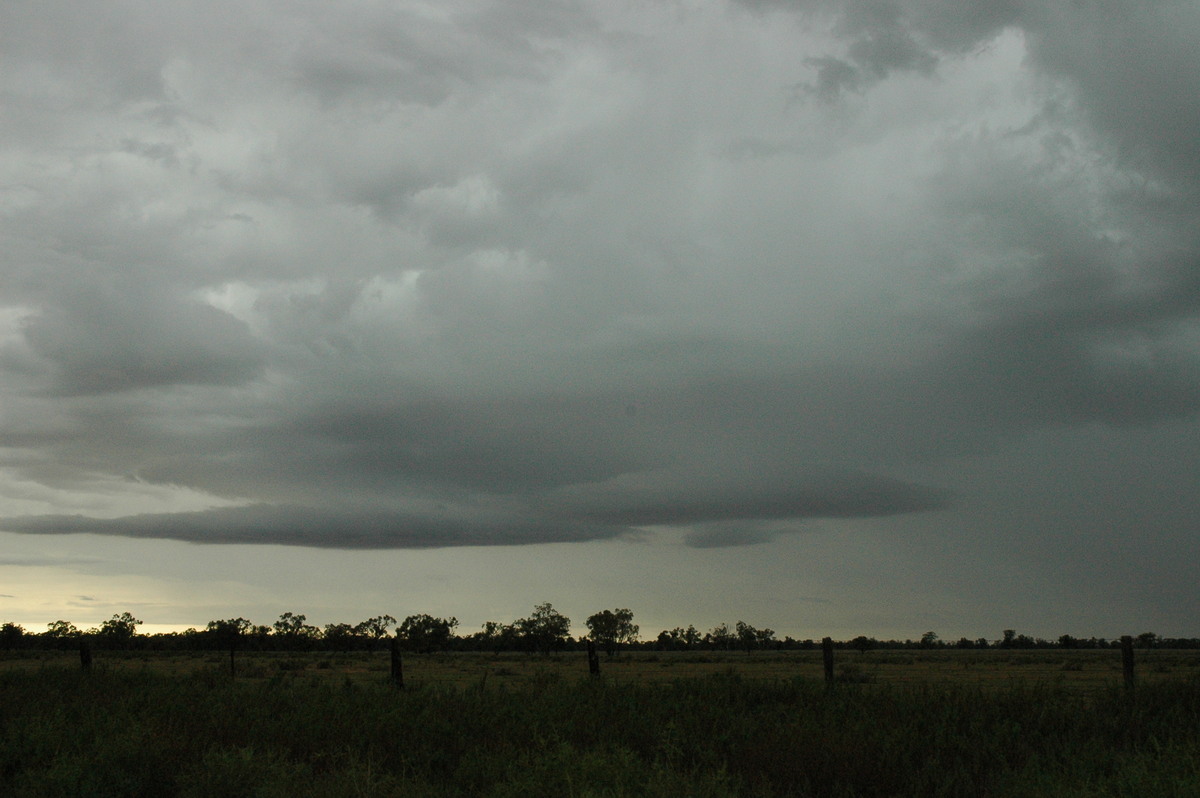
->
1, 666, 1197, 796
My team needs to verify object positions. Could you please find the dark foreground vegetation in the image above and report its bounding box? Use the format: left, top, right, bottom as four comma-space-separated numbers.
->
2, 654, 1199, 797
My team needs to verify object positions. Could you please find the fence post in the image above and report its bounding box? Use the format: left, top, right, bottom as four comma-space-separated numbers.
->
587, 639, 600, 677
1121, 635, 1135, 690
79, 639, 92, 672
390, 640, 405, 689
822, 637, 834, 686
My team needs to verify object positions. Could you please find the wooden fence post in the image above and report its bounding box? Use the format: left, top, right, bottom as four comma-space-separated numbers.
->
822, 637, 834, 686
390, 640, 405, 689
79, 639, 92, 672
587, 639, 600, 677
1121, 635, 1135, 690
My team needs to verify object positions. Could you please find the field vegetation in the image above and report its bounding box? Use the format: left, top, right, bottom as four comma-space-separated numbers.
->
4, 609, 1199, 795
2, 648, 1199, 796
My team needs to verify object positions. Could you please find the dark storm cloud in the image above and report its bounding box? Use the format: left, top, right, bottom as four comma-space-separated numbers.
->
553, 468, 950, 527
0, 504, 628, 549
1, 0, 1199, 563
0, 462, 947, 549
18, 291, 265, 396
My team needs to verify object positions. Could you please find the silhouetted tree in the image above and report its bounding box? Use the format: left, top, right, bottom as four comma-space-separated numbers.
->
396, 614, 458, 653
323, 623, 360, 652
206, 617, 251, 649
735, 621, 775, 652
851, 635, 876, 655
98, 613, 142, 648
355, 615, 397, 648
515, 603, 570, 654
706, 623, 735, 650
585, 609, 639, 656
0, 622, 26, 650
272, 612, 318, 649
473, 620, 517, 652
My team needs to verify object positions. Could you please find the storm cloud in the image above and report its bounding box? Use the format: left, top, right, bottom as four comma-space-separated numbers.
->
0, 0, 1198, 640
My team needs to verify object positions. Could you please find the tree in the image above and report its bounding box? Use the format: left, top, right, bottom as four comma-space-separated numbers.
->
515, 602, 570, 655
43, 620, 80, 649
206, 618, 251, 649
919, 631, 940, 649
585, 608, 639, 657
706, 623, 735, 650
850, 635, 876, 655
735, 621, 775, 652
471, 620, 519, 652
46, 620, 80, 638
1135, 631, 1160, 650
0, 622, 25, 650
272, 612, 318, 648
396, 614, 459, 653
98, 612, 142, 647
323, 623, 361, 652
355, 615, 397, 647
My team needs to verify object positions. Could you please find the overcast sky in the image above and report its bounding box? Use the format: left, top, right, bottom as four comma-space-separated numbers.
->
2, 0, 1197, 641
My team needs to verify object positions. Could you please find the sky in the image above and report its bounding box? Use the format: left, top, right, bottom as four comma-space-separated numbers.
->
1, 0, 1198, 642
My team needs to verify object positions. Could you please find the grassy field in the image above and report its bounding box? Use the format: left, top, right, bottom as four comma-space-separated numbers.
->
2, 649, 1199, 796
4, 647, 1198, 691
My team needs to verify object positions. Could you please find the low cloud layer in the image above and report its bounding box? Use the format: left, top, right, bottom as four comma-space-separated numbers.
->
2, 0, 1198, 557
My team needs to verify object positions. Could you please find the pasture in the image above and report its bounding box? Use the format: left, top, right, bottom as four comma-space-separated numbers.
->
2, 649, 1198, 796
3, 647, 1197, 691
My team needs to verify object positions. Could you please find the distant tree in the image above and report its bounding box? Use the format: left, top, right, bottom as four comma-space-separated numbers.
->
207, 617, 251, 635
42, 620, 80, 649
355, 615, 397, 648
1135, 632, 1160, 650
515, 603, 570, 655
974, 637, 990, 649
97, 613, 142, 648
735, 621, 775, 652
323, 623, 361, 651
919, 631, 940, 649
0, 622, 25, 650
46, 620, 80, 638
396, 614, 459, 653
706, 623, 735, 651
475, 620, 517, 652
1058, 634, 1078, 649
206, 618, 251, 649
585, 609, 639, 657
272, 612, 319, 648
850, 636, 875, 655
1000, 629, 1017, 649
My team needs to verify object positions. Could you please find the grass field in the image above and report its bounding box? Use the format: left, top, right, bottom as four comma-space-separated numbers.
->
2, 649, 1199, 796
3, 647, 1197, 691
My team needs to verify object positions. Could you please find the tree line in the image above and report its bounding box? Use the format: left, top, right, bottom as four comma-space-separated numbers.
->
1, 606, 1193, 653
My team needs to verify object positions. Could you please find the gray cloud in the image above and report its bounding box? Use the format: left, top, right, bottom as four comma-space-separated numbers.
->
1, 463, 946, 549
0, 504, 630, 549
1, 0, 1198, 573
18, 291, 264, 396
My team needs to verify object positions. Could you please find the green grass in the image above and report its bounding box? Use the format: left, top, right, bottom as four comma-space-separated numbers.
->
7, 648, 1196, 692
2, 659, 1199, 796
